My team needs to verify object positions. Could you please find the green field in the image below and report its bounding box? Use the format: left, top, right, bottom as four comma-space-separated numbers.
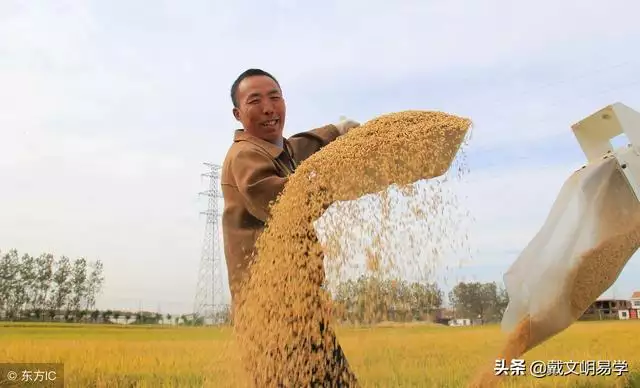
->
1, 321, 638, 387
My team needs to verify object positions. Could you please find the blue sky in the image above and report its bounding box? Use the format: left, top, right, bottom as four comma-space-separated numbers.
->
1, 0, 640, 314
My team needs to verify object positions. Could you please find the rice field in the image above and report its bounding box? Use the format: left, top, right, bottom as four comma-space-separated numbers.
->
1, 321, 638, 387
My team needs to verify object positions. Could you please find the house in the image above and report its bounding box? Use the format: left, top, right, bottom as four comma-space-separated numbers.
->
580, 299, 634, 320
629, 291, 640, 319
448, 318, 471, 327
433, 308, 455, 325
631, 291, 640, 309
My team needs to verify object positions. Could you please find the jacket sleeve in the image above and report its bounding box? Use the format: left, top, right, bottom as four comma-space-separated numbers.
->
288, 124, 341, 163
231, 149, 287, 222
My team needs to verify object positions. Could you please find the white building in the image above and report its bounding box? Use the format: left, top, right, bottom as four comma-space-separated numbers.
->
449, 318, 471, 327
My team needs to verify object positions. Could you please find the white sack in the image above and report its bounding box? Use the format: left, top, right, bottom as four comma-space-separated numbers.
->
501, 155, 640, 337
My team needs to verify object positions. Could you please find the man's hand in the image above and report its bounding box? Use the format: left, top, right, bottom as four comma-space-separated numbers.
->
334, 117, 360, 135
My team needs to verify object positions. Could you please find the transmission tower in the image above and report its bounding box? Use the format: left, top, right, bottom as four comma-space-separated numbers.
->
193, 162, 225, 324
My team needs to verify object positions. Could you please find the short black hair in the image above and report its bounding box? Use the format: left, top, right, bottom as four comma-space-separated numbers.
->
230, 68, 280, 108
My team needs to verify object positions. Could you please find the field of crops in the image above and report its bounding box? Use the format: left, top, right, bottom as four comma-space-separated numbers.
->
1, 321, 638, 387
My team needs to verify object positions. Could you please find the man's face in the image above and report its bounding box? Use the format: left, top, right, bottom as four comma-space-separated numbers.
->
233, 75, 286, 143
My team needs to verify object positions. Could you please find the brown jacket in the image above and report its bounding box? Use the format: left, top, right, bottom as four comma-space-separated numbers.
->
221, 125, 341, 305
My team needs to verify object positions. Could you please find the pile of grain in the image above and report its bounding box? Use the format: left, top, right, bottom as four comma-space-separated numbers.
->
232, 111, 472, 386
470, 163, 640, 388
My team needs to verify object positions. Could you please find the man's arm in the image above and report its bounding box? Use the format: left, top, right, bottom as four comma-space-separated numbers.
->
288, 119, 360, 163
231, 149, 287, 222
288, 124, 341, 162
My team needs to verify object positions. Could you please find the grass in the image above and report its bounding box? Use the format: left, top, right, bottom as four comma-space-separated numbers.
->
0, 320, 638, 387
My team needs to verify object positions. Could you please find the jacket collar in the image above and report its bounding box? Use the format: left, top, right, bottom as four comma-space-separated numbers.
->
234, 129, 287, 159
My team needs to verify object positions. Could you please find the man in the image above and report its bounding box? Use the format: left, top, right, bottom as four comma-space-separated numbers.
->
221, 68, 359, 304
221, 68, 360, 385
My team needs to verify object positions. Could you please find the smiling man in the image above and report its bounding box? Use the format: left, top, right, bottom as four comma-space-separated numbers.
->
221, 68, 359, 304
220, 68, 360, 385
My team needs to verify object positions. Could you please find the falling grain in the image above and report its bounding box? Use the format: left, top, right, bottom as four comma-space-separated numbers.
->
232, 111, 472, 387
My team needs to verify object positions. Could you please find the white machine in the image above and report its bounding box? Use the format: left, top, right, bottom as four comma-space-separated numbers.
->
501, 102, 640, 342
573, 102, 640, 201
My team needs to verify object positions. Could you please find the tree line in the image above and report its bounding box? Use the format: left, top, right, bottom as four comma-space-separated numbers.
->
1, 248, 510, 326
331, 275, 443, 324
0, 249, 104, 321
0, 248, 222, 325
330, 274, 509, 325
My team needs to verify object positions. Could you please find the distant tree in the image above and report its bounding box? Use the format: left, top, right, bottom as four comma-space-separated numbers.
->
85, 260, 104, 311
408, 281, 443, 320
0, 250, 20, 318
215, 305, 232, 324
19, 253, 37, 314
496, 286, 510, 320
69, 257, 88, 315
34, 254, 55, 314
50, 256, 73, 314
449, 281, 508, 323
192, 316, 205, 326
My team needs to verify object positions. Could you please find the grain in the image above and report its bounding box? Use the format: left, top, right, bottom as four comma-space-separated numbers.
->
470, 164, 640, 388
232, 111, 471, 386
